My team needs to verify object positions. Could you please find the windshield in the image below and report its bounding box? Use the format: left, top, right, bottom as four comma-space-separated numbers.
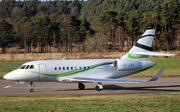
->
19, 65, 35, 69
20, 65, 26, 69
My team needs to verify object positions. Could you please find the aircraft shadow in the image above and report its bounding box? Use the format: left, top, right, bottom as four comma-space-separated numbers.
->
54, 84, 180, 92
54, 88, 95, 91
103, 84, 180, 92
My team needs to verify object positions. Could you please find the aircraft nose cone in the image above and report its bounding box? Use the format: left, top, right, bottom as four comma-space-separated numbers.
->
3, 73, 11, 80
3, 70, 22, 81
3, 75, 6, 79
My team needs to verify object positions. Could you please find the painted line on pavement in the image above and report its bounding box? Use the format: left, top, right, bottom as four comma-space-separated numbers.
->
4, 85, 12, 88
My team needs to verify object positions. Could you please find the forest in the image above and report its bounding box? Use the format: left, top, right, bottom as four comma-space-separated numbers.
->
0, 0, 180, 53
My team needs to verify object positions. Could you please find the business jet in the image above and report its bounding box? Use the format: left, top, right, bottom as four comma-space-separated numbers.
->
3, 29, 175, 92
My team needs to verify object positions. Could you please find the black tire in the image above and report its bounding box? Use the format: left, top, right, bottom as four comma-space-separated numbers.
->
78, 84, 85, 90
30, 89, 34, 92
95, 86, 102, 91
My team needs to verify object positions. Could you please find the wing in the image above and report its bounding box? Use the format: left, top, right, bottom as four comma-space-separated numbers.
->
71, 77, 146, 83
71, 66, 166, 83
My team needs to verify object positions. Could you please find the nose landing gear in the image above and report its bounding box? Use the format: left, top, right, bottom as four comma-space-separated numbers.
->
28, 82, 35, 92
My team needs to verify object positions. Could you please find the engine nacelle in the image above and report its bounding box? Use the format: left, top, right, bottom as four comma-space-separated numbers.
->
113, 59, 142, 71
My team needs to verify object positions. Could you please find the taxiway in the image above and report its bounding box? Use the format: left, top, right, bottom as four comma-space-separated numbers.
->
1, 77, 180, 96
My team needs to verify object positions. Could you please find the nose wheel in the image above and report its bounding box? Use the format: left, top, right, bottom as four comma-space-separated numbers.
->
30, 89, 34, 92
28, 82, 35, 92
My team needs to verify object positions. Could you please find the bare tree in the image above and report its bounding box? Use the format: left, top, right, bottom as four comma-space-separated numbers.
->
85, 33, 108, 52
11, 6, 23, 19
115, 26, 126, 51
20, 24, 29, 53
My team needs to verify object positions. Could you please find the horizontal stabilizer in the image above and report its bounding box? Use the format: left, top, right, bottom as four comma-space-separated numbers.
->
149, 66, 166, 81
133, 51, 176, 56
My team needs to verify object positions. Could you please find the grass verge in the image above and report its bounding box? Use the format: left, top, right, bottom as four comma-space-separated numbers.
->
0, 93, 180, 111
132, 57, 180, 77
0, 61, 28, 78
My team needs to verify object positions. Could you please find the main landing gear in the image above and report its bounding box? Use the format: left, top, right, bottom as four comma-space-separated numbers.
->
78, 82, 103, 91
28, 82, 35, 92
95, 82, 103, 91
78, 83, 85, 90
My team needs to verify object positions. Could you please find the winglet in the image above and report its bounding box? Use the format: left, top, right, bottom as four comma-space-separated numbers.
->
62, 57, 66, 60
149, 66, 166, 81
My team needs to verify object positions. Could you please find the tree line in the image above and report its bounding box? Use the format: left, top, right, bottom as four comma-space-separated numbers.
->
0, 15, 94, 53
0, 0, 180, 53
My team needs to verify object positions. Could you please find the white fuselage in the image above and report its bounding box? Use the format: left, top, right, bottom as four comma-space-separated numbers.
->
4, 59, 156, 82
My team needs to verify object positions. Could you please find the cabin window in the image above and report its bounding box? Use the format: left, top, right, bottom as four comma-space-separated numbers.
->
25, 65, 30, 69
63, 67, 65, 70
67, 67, 69, 70
87, 66, 90, 69
84, 66, 86, 70
29, 65, 34, 69
20, 65, 26, 69
71, 67, 73, 70
59, 67, 61, 70
55, 67, 57, 70
79, 67, 81, 70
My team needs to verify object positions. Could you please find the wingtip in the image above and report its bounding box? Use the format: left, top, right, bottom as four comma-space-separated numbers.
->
149, 66, 166, 81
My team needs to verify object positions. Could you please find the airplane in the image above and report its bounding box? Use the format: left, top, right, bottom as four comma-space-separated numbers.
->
3, 29, 175, 92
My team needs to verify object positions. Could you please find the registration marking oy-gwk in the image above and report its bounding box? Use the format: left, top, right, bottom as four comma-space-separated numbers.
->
4, 85, 12, 88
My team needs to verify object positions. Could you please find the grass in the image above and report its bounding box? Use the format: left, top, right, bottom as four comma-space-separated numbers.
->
132, 57, 180, 77
0, 93, 180, 111
0, 57, 180, 78
0, 61, 28, 78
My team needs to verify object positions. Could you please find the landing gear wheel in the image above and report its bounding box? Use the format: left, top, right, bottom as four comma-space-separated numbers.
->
78, 83, 85, 90
28, 82, 35, 93
95, 82, 103, 91
30, 89, 34, 92
95, 86, 102, 91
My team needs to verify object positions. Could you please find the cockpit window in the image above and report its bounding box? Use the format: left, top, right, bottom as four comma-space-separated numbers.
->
20, 65, 34, 69
20, 65, 26, 69
29, 65, 34, 69
25, 65, 30, 69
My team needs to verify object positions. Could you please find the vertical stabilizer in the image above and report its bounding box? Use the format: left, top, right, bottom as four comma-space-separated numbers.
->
121, 29, 156, 60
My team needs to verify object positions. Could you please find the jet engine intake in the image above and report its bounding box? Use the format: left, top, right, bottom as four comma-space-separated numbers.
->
113, 59, 142, 71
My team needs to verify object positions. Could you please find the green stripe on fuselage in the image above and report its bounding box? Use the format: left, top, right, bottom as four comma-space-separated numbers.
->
26, 63, 107, 77
127, 52, 149, 59
132, 65, 154, 74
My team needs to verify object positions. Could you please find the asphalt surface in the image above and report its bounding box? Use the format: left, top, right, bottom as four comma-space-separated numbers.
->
1, 77, 180, 96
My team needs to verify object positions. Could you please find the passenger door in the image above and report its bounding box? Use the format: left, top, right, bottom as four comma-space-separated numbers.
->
38, 64, 47, 80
